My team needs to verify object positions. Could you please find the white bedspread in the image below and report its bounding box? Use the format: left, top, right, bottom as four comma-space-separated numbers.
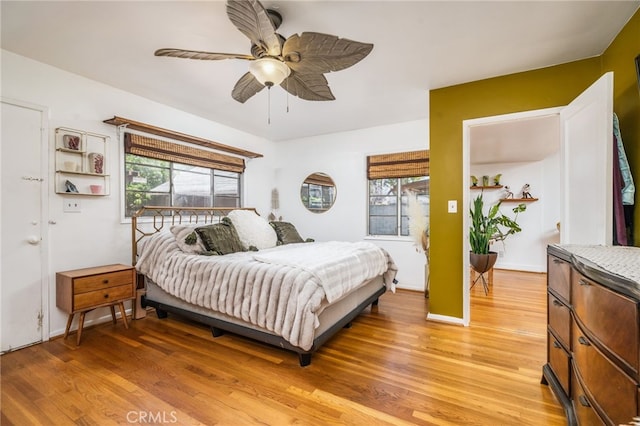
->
135, 232, 397, 351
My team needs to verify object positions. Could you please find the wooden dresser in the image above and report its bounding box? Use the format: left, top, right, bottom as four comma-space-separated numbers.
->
56, 264, 136, 345
543, 245, 640, 425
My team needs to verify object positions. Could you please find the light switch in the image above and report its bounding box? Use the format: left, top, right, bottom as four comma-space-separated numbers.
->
447, 200, 457, 213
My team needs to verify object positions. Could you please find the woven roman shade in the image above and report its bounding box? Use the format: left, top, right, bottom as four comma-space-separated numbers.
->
124, 133, 245, 173
367, 150, 429, 179
304, 173, 334, 186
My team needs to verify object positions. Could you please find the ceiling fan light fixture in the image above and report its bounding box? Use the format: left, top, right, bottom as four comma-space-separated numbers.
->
248, 57, 290, 86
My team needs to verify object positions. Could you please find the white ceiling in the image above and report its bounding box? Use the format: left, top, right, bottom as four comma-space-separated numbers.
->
1, 1, 638, 142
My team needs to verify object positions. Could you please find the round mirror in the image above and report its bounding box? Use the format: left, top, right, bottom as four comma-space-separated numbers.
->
300, 172, 336, 213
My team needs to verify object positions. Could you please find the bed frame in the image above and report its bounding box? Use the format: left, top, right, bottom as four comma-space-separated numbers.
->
131, 206, 386, 366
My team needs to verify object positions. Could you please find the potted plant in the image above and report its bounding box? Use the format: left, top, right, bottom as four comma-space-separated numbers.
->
469, 193, 526, 274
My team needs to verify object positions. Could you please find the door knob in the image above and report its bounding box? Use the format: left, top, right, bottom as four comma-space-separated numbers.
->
27, 235, 40, 245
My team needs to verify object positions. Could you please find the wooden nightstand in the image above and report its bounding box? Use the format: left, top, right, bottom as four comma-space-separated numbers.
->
56, 264, 136, 345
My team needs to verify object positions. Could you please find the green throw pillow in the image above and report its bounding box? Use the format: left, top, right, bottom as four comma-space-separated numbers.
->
195, 222, 244, 255
270, 221, 305, 245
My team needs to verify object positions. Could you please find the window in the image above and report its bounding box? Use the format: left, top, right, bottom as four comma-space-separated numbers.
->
123, 133, 243, 217
368, 177, 429, 236
367, 150, 429, 236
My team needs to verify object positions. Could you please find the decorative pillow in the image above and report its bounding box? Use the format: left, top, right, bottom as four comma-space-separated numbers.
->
226, 209, 278, 250
270, 221, 305, 245
195, 222, 245, 255
170, 224, 207, 254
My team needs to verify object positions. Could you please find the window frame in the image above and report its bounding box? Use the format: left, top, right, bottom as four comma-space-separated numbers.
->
121, 152, 243, 221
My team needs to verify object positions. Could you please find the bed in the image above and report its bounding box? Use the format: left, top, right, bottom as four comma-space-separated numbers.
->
132, 206, 398, 366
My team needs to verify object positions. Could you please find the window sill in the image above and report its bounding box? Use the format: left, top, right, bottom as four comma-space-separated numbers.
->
365, 235, 413, 243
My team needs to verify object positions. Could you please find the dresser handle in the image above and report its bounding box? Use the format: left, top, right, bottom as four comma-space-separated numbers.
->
553, 341, 561, 349
103, 279, 109, 284
552, 299, 563, 307
578, 395, 591, 407
103, 294, 109, 299
579, 278, 590, 286
578, 336, 591, 346
552, 259, 563, 264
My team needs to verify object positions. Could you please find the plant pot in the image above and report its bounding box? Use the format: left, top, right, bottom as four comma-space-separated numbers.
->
470, 251, 498, 273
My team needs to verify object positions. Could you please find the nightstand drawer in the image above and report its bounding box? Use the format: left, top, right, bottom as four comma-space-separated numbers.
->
74, 270, 134, 294
74, 284, 134, 310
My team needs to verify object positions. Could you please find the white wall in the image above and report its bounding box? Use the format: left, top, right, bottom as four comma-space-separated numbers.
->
470, 152, 560, 272
273, 119, 430, 290
2, 50, 276, 337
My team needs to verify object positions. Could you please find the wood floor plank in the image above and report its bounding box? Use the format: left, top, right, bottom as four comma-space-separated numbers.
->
1, 269, 565, 425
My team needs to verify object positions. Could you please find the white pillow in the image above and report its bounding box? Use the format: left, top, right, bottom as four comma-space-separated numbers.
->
170, 224, 207, 254
226, 210, 277, 250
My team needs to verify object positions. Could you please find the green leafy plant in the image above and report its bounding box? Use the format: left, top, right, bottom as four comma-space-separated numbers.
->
469, 194, 526, 254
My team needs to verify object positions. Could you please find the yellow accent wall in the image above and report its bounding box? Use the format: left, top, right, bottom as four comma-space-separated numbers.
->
429, 9, 640, 319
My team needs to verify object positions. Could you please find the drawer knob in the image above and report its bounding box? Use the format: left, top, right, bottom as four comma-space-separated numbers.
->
103, 294, 109, 299
553, 341, 562, 349
552, 259, 563, 264
578, 336, 591, 346
579, 278, 590, 286
103, 279, 109, 284
552, 299, 563, 307
578, 395, 591, 407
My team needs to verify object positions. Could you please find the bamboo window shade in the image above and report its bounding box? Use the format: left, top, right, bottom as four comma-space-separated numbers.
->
367, 150, 429, 179
124, 133, 245, 173
304, 173, 334, 186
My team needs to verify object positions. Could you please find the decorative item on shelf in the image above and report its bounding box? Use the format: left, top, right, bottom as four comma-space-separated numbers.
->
64, 180, 78, 193
482, 175, 490, 187
469, 193, 526, 294
503, 185, 514, 199
63, 134, 80, 150
493, 174, 502, 186
470, 175, 478, 187
88, 152, 104, 174
89, 185, 103, 195
521, 183, 533, 199
63, 161, 77, 172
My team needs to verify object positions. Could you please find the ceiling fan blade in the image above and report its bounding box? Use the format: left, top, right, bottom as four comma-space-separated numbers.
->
232, 72, 266, 103
281, 72, 335, 101
282, 32, 373, 75
155, 48, 254, 61
226, 0, 282, 57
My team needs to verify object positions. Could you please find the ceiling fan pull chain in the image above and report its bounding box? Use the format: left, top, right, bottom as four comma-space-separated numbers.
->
286, 80, 290, 113
267, 86, 271, 125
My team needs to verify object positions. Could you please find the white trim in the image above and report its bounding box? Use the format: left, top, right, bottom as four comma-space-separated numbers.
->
1, 97, 51, 343
426, 312, 467, 326
462, 106, 562, 326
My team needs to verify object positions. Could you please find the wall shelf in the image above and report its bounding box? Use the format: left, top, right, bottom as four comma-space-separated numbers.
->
55, 127, 110, 196
470, 185, 503, 189
500, 198, 538, 202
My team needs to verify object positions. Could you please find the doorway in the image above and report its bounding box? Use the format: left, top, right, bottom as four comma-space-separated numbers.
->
461, 73, 613, 325
1, 99, 50, 353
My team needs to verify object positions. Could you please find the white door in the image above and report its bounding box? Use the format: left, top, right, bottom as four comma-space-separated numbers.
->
560, 72, 613, 245
1, 100, 48, 353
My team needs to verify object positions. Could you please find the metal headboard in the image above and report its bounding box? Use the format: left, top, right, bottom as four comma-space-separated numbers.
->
131, 206, 257, 265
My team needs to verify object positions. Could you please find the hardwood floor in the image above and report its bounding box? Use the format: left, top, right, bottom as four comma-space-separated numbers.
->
1, 270, 565, 425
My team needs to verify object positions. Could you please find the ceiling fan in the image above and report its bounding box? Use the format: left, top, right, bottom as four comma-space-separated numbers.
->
155, 0, 374, 103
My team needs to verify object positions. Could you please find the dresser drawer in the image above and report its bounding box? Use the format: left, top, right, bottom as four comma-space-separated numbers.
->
572, 271, 639, 374
548, 255, 571, 302
74, 284, 134, 311
74, 270, 134, 294
548, 293, 570, 348
572, 320, 637, 425
548, 331, 570, 395
571, 365, 605, 426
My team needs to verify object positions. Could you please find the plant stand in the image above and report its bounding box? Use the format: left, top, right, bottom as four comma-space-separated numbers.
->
469, 252, 498, 295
